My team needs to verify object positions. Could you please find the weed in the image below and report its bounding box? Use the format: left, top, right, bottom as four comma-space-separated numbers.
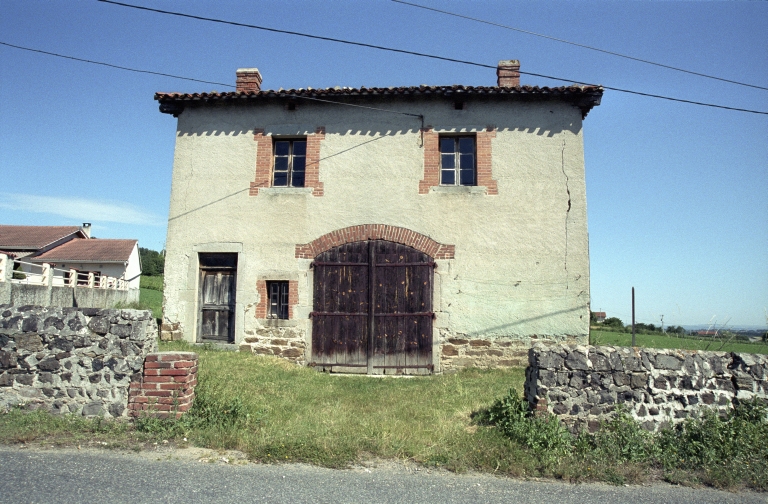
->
474, 389, 573, 465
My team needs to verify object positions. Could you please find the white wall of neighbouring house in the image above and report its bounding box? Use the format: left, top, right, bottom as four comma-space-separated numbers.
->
124, 242, 141, 290
48, 244, 140, 290
162, 96, 591, 360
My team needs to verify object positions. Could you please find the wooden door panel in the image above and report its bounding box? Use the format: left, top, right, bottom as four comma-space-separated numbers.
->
312, 240, 432, 374
199, 270, 235, 342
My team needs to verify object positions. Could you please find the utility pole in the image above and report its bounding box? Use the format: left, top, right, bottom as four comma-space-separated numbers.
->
631, 287, 636, 347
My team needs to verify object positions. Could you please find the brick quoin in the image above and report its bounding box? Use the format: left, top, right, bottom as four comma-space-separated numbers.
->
128, 352, 198, 420
419, 126, 498, 195
255, 279, 298, 319
295, 225, 455, 259
250, 126, 325, 196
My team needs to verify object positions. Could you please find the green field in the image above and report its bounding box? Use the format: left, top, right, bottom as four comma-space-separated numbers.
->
139, 275, 163, 291
138, 288, 162, 319
590, 329, 768, 354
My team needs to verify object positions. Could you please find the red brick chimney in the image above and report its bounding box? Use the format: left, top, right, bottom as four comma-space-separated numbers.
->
236, 68, 262, 93
496, 60, 520, 87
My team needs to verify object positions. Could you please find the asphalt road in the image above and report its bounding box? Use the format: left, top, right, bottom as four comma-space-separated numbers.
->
0, 446, 764, 504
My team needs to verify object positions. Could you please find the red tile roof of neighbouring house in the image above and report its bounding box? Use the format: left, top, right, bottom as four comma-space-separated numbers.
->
30, 239, 137, 263
155, 84, 604, 118
0, 225, 84, 250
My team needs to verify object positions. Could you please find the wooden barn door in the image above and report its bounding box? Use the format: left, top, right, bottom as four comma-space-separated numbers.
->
198, 253, 237, 343
311, 240, 433, 374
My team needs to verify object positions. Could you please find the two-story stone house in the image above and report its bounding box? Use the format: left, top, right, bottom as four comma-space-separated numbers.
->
155, 60, 602, 374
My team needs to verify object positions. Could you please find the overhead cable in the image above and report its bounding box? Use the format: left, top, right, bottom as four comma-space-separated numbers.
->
96, 0, 768, 115
0, 41, 231, 87
392, 0, 768, 92
0, 41, 426, 120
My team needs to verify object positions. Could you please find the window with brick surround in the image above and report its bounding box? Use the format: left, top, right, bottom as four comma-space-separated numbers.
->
419, 127, 497, 195
250, 127, 325, 196
273, 139, 306, 187
440, 136, 475, 186
267, 281, 289, 319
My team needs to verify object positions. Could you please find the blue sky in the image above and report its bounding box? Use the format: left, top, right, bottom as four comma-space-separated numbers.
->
1, 1, 766, 328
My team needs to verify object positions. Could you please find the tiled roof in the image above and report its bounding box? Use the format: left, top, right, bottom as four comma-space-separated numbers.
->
30, 239, 137, 263
155, 84, 604, 118
0, 225, 83, 250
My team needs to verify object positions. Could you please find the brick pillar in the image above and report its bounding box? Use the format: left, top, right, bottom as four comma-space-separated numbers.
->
128, 352, 198, 419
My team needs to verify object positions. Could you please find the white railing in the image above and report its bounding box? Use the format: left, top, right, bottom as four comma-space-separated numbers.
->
0, 254, 128, 291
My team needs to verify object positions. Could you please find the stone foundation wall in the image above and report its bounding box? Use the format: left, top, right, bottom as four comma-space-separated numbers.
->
439, 331, 586, 372
0, 305, 157, 417
159, 321, 183, 341
525, 344, 768, 433
238, 324, 307, 364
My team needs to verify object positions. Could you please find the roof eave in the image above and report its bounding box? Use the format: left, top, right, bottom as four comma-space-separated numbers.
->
155, 85, 604, 118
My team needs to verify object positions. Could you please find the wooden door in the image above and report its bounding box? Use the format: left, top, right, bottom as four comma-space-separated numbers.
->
198, 253, 237, 343
311, 240, 433, 374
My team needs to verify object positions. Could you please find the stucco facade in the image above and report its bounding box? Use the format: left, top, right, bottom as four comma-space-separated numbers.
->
157, 64, 602, 372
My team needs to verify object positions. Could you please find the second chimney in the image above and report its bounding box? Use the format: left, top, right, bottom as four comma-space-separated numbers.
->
236, 68, 263, 93
496, 60, 520, 87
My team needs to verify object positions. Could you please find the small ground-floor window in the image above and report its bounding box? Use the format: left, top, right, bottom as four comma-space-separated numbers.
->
267, 281, 289, 319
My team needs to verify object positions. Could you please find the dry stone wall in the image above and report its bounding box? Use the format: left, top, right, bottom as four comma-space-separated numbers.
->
525, 344, 767, 433
0, 305, 158, 417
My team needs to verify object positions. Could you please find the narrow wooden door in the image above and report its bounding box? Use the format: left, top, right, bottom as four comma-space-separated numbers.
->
311, 240, 433, 374
198, 253, 237, 343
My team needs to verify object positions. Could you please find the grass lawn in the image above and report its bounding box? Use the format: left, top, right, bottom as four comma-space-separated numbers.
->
590, 329, 768, 355
155, 341, 528, 471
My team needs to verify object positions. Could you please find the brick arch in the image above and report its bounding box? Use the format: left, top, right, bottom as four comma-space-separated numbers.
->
295, 224, 455, 260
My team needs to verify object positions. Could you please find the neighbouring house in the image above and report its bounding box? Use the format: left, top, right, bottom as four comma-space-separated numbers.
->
0, 224, 88, 260
155, 60, 603, 374
0, 224, 141, 290
592, 311, 607, 323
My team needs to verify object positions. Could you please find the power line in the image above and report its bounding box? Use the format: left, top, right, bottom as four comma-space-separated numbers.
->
0, 40, 425, 121
96, 0, 494, 71
0, 41, 232, 87
392, 0, 768, 92
97, 0, 768, 116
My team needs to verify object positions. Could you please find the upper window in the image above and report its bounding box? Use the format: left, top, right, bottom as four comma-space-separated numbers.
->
440, 136, 475, 186
273, 139, 306, 187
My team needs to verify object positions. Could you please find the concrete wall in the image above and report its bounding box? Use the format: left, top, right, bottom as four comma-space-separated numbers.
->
0, 306, 158, 417
163, 96, 592, 370
0, 282, 139, 308
525, 344, 768, 432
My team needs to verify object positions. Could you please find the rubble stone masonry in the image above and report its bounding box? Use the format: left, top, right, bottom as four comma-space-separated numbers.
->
0, 305, 158, 417
525, 344, 768, 433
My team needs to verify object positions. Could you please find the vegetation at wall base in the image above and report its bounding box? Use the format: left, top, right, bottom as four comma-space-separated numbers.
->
1, 341, 765, 491
475, 388, 768, 490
